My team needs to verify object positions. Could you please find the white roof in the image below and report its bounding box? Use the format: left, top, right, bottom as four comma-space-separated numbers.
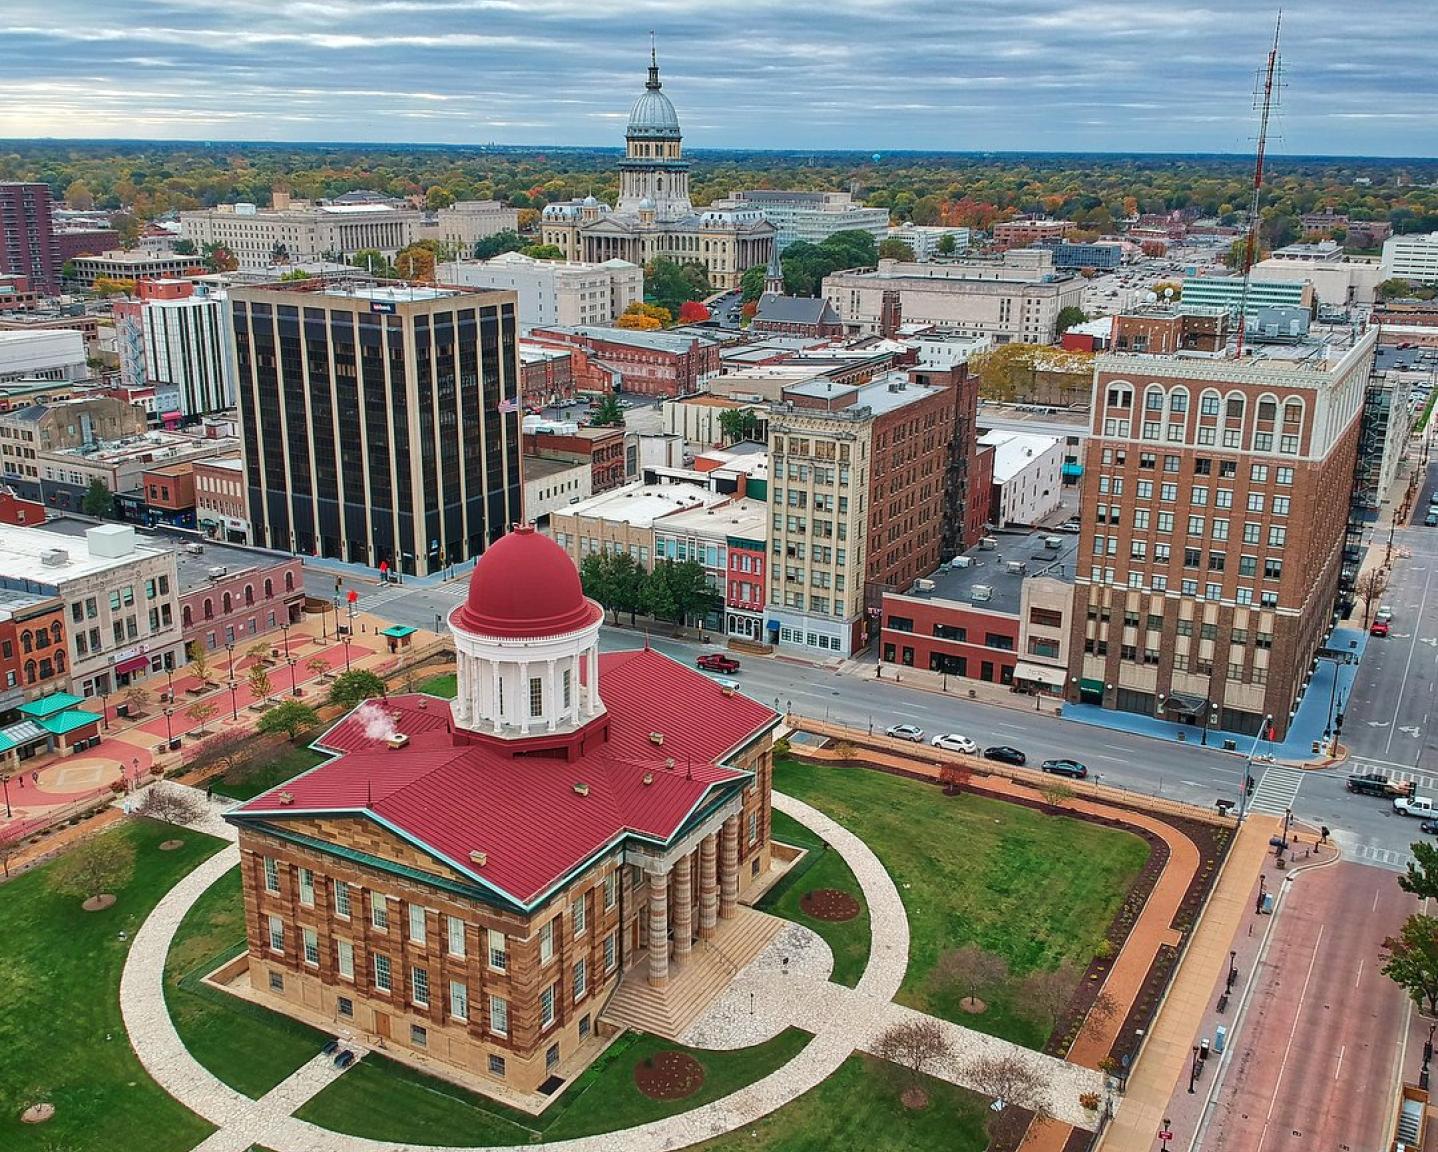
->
977, 429, 1062, 484
0, 522, 165, 586
318, 203, 399, 215
652, 497, 768, 542
561, 482, 727, 529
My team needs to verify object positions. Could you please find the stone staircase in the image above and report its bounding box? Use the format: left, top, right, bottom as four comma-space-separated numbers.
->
599, 907, 781, 1040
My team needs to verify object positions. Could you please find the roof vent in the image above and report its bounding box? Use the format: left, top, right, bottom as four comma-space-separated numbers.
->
277, 791, 294, 806
469, 849, 488, 867
642, 772, 655, 785
665, 757, 676, 770
573, 781, 590, 797
385, 733, 409, 750
39, 548, 69, 567
417, 698, 428, 709
648, 731, 665, 746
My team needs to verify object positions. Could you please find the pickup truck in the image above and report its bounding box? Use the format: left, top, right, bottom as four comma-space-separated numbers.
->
696, 653, 741, 674
1348, 772, 1413, 798
1395, 795, 1437, 818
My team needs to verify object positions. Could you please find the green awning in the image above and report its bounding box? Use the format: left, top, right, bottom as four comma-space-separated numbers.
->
1079, 678, 1105, 694
37, 708, 100, 735
380, 625, 417, 639
18, 691, 87, 719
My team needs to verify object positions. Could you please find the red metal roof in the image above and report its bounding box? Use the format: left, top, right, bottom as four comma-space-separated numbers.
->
451, 525, 603, 639
232, 648, 777, 909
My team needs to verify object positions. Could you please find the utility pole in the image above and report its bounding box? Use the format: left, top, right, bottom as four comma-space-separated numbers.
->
1235, 13, 1282, 359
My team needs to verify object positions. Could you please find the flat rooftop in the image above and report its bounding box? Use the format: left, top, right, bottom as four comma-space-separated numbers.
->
561, 482, 727, 528
523, 455, 586, 482
0, 588, 60, 618
651, 497, 768, 541
0, 521, 168, 587
548, 325, 717, 354
38, 519, 293, 593
892, 530, 1079, 618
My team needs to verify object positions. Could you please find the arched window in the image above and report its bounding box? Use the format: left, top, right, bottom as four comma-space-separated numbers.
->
20, 632, 31, 653
284, 572, 294, 593
54, 650, 64, 672
222, 592, 232, 614
1284, 398, 1303, 425
244, 585, 254, 606
264, 579, 274, 599
50, 621, 61, 643
24, 660, 35, 684
203, 598, 214, 620
182, 605, 192, 628
1199, 389, 1221, 417
1169, 387, 1189, 414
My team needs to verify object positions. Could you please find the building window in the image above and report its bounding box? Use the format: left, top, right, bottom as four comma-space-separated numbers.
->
579, 1014, 592, 1039
573, 896, 586, 937
604, 930, 618, 972
303, 927, 319, 967
410, 1024, 427, 1048
371, 894, 388, 930
603, 871, 618, 911
334, 881, 351, 919
540, 919, 555, 965
488, 929, 508, 971
264, 857, 279, 893
269, 970, 284, 992
411, 966, 429, 1007
489, 1054, 506, 1077
449, 980, 469, 1021
489, 995, 509, 1037
547, 1043, 560, 1072
268, 915, 284, 953
447, 916, 466, 958
529, 677, 543, 718
574, 957, 588, 1001
298, 867, 314, 907
408, 904, 426, 946
541, 983, 557, 1030
373, 953, 392, 993
747, 809, 758, 845
337, 995, 353, 1018
337, 939, 354, 980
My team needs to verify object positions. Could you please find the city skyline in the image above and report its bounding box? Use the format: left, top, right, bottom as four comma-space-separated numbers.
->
1, 1, 1435, 156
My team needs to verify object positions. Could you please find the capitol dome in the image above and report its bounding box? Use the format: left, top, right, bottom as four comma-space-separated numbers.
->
627, 51, 681, 139
451, 525, 601, 640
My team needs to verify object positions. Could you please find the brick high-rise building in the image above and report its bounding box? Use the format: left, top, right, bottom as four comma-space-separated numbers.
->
1067, 320, 1377, 740
0, 184, 59, 294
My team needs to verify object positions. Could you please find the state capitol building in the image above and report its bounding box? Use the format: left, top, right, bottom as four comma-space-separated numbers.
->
540, 49, 776, 290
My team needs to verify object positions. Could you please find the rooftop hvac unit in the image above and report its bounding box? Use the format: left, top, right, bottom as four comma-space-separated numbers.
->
914, 577, 936, 592
970, 584, 993, 602
185, 542, 204, 555
979, 536, 998, 550
1043, 535, 1063, 550
953, 555, 974, 569
39, 548, 69, 567
207, 566, 228, 579
385, 733, 409, 750
1005, 561, 1027, 575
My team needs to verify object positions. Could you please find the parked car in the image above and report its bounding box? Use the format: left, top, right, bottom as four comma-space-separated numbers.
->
1395, 795, 1438, 817
1041, 758, 1089, 779
1059, 519, 1082, 534
1426, 510, 1438, 528
696, 653, 741, 674
1375, 606, 1395, 624
1420, 819, 1438, 836
1371, 620, 1391, 637
1347, 772, 1413, 798
932, 733, 978, 754
885, 723, 925, 742
983, 745, 1027, 766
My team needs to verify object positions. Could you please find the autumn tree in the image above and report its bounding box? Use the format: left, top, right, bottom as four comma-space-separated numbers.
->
124, 685, 150, 718
394, 242, 438, 282
187, 699, 217, 737
618, 300, 672, 329
306, 655, 330, 682
132, 783, 206, 826
187, 639, 212, 684
615, 312, 662, 331
196, 729, 253, 780
1355, 568, 1389, 627
48, 834, 135, 906
64, 179, 95, 210
964, 1051, 1051, 1147
1382, 915, 1438, 1014
677, 300, 711, 324
931, 945, 1007, 1013
247, 663, 272, 704
201, 242, 238, 273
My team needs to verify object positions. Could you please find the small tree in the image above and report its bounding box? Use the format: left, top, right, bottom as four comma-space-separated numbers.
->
1356, 568, 1389, 627
328, 669, 387, 711
878, 237, 916, 261
257, 699, 319, 743
196, 729, 252, 781
590, 394, 625, 428
1383, 914, 1438, 1013
187, 699, 217, 737
82, 477, 114, 519
247, 663, 273, 704
718, 407, 761, 446
48, 835, 135, 906
1055, 305, 1088, 333
306, 655, 330, 682
187, 639, 212, 684
124, 685, 150, 718
0, 836, 20, 878
677, 300, 711, 324
1401, 840, 1438, 900
872, 1017, 954, 1103
936, 232, 958, 256
132, 783, 206, 826
964, 1051, 1051, 1147
246, 639, 271, 666
1019, 961, 1079, 1034
1040, 781, 1075, 809
939, 761, 973, 796
931, 945, 1008, 1013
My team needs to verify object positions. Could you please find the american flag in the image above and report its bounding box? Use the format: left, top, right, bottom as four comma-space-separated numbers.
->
497, 397, 518, 414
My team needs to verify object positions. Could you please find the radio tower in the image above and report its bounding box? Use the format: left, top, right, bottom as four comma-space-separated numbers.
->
1235, 13, 1282, 358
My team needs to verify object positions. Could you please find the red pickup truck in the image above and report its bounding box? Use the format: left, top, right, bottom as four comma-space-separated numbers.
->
696, 653, 741, 674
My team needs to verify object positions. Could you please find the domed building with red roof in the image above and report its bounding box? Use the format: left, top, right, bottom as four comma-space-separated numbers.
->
226, 526, 781, 1103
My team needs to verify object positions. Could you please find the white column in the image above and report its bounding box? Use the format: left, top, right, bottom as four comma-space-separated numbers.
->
546, 659, 558, 732
571, 652, 582, 725
454, 651, 470, 725
587, 645, 599, 716
518, 660, 530, 735
490, 662, 502, 734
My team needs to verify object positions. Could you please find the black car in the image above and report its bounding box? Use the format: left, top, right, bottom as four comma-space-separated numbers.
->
1421, 820, 1438, 836
1041, 758, 1089, 779
983, 745, 1027, 766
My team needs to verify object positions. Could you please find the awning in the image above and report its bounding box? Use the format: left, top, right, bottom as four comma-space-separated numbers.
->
114, 654, 150, 675
1163, 691, 1210, 716
1013, 661, 1066, 688
1079, 677, 1105, 694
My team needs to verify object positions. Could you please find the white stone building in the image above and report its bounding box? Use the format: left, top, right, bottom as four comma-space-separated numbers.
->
1380, 232, 1438, 286
438, 252, 642, 329
141, 285, 236, 416
978, 429, 1065, 526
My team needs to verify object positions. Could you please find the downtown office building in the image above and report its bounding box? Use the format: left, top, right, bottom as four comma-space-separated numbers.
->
229, 280, 523, 577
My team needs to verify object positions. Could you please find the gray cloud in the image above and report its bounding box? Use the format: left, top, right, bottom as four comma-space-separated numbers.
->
0, 0, 1433, 154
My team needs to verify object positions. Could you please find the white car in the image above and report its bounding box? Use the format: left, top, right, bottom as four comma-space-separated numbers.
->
885, 723, 925, 742
932, 733, 978, 754
1375, 606, 1394, 624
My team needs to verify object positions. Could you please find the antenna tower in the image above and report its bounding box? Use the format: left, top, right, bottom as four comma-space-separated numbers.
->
1236, 12, 1282, 357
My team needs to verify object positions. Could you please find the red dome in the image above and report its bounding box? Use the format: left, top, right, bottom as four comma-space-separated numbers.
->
451, 525, 601, 639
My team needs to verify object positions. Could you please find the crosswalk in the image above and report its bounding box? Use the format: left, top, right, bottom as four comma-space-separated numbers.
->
1247, 764, 1306, 816
359, 582, 466, 611
1332, 830, 1414, 873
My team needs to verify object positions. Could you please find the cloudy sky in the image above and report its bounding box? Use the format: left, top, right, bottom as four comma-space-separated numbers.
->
0, 0, 1433, 155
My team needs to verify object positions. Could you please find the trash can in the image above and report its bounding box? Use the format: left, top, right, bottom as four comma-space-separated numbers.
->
1214, 1024, 1228, 1054
1261, 892, 1275, 914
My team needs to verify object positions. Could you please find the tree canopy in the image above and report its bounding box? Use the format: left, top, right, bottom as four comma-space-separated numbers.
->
257, 699, 319, 742
645, 259, 711, 317
328, 669, 387, 711
82, 477, 114, 519
589, 394, 625, 427
580, 554, 718, 629
473, 229, 527, 260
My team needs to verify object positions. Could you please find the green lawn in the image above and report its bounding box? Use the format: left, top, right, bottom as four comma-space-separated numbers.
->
694, 1053, 988, 1152
295, 1027, 811, 1144
165, 865, 331, 1097
0, 819, 226, 1152
774, 757, 1149, 1048
211, 744, 328, 800
417, 672, 457, 698
757, 809, 870, 987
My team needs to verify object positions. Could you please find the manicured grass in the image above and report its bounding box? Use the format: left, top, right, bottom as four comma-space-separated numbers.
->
775, 757, 1149, 1048
694, 1053, 988, 1152
295, 1027, 811, 1144
165, 865, 331, 1097
417, 672, 457, 699
211, 744, 328, 800
757, 809, 870, 987
0, 818, 227, 1152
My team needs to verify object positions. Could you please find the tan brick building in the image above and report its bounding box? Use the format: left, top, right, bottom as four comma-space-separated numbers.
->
227, 527, 778, 1102
1067, 322, 1377, 739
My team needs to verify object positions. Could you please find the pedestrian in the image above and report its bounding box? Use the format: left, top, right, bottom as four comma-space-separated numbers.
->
1320, 825, 1330, 845
16, 773, 23, 788
30, 770, 37, 785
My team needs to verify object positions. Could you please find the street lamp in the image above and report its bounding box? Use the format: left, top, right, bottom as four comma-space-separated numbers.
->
227, 679, 238, 721
280, 622, 291, 659
1227, 950, 1238, 991
1187, 1044, 1201, 1093
165, 665, 175, 704
226, 641, 235, 682
163, 706, 174, 746
1, 771, 11, 818
131, 756, 139, 789
1201, 702, 1217, 747
100, 681, 110, 731
288, 656, 299, 697
1160, 1118, 1172, 1152
342, 636, 351, 672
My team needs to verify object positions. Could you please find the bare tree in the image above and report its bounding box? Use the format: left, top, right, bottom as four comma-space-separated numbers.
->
48, 834, 135, 905
132, 784, 206, 826
124, 685, 150, 718
187, 699, 217, 737
1355, 568, 1389, 627
305, 655, 330, 683
964, 1051, 1052, 1149
1019, 961, 1080, 1034
195, 730, 252, 781
0, 835, 20, 878
931, 945, 1008, 1013
872, 1017, 955, 1085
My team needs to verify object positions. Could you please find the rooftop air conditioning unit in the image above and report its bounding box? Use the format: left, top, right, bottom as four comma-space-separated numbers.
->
979, 536, 998, 550
914, 578, 936, 592
207, 565, 227, 579
1043, 535, 1063, 550
185, 542, 204, 555
953, 555, 974, 568
970, 584, 993, 602
1005, 561, 1027, 575
39, 548, 69, 567
468, 849, 487, 867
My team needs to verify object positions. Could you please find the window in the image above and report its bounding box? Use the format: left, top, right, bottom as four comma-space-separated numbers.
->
529, 676, 543, 717
300, 926, 319, 966
1133, 509, 1150, 530
489, 1054, 506, 1077
1140, 452, 1157, 469
264, 857, 279, 893
541, 983, 557, 1030
1200, 622, 1218, 640
488, 929, 508, 970
1264, 558, 1283, 579
338, 995, 353, 1018
408, 904, 426, 946
446, 916, 466, 958
1146, 389, 1164, 411
411, 966, 429, 1007
445, 979, 470, 1022
1276, 467, 1293, 485
1272, 497, 1290, 516
1191, 485, 1208, 505
1279, 435, 1299, 454
540, 919, 555, 965
410, 1024, 428, 1048
562, 668, 572, 709
1205, 583, 1222, 601
1187, 516, 1205, 537
490, 994, 509, 1037
1247, 493, 1265, 513
604, 930, 618, 972
1208, 553, 1226, 572
1256, 632, 1273, 650
603, 871, 618, 911
1226, 397, 1245, 419
1239, 556, 1257, 577
1176, 619, 1193, 637
1160, 483, 1177, 502
579, 1014, 592, 1040
334, 881, 351, 919
1268, 526, 1287, 547
1260, 590, 1279, 608
1243, 523, 1261, 545
298, 867, 314, 907
1216, 489, 1233, 509
268, 915, 284, 953
1157, 512, 1174, 533
1250, 464, 1269, 482
547, 1043, 560, 1072
1258, 399, 1277, 422
371, 893, 388, 930
572, 897, 586, 937
337, 939, 354, 980
1212, 519, 1229, 541
747, 809, 758, 845
269, 971, 284, 991
574, 957, 588, 1001
373, 953, 392, 993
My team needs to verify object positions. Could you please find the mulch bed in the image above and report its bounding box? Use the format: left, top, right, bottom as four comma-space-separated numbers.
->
81, 894, 116, 912
633, 1051, 706, 1100
159, 839, 186, 851
800, 887, 861, 921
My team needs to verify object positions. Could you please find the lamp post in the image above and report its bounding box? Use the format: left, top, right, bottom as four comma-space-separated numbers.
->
100, 682, 110, 731
342, 636, 351, 672
131, 756, 139, 789
1201, 701, 1217, 747
227, 679, 238, 721
226, 642, 235, 682
288, 656, 299, 697
1227, 950, 1238, 991
1159, 1119, 1172, 1152
165, 665, 175, 704
163, 706, 174, 746
1237, 712, 1270, 821
1188, 1044, 1201, 1093
280, 622, 291, 659
2, 771, 11, 818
